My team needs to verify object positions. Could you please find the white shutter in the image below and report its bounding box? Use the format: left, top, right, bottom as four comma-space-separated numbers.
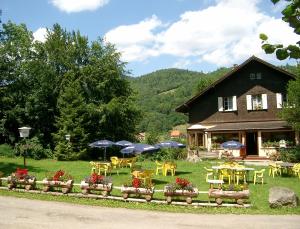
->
262, 94, 268, 109
246, 95, 252, 110
276, 93, 282, 108
232, 96, 237, 111
218, 97, 223, 111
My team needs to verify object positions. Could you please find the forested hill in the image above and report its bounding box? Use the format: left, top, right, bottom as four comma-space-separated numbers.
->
128, 67, 231, 133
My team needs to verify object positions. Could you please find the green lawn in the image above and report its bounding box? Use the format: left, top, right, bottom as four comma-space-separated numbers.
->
0, 156, 299, 214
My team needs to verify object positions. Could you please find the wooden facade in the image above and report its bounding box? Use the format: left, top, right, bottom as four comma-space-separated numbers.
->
176, 56, 299, 157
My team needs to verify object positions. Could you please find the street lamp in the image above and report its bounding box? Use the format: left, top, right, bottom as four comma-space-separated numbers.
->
18, 126, 31, 167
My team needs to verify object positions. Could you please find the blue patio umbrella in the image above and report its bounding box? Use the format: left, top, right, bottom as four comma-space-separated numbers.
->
155, 140, 186, 149
120, 143, 159, 155
221, 140, 244, 149
115, 140, 133, 148
89, 140, 115, 161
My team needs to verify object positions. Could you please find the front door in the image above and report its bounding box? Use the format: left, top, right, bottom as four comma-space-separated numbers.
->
246, 132, 258, 155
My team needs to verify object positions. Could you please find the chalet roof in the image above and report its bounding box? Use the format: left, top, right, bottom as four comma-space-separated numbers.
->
203, 121, 291, 132
176, 56, 296, 113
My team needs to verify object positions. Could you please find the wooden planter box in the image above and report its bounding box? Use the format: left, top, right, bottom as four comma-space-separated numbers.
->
208, 188, 250, 205
80, 181, 113, 196
7, 176, 36, 190
121, 186, 154, 202
164, 188, 199, 204
42, 179, 74, 194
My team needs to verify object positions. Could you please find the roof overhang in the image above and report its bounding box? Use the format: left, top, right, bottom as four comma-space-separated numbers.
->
186, 121, 292, 132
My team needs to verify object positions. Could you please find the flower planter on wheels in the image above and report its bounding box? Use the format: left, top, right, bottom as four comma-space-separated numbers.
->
163, 188, 199, 204
208, 189, 250, 205
42, 179, 74, 194
121, 186, 154, 202
80, 181, 113, 196
7, 176, 36, 191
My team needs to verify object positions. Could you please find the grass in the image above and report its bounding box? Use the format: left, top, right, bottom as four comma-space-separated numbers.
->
0, 156, 300, 214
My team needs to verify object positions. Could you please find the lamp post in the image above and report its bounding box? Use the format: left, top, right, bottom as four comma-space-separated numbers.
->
18, 126, 31, 167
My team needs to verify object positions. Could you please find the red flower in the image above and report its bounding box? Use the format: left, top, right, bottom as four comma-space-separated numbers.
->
132, 178, 141, 188
89, 173, 103, 184
175, 177, 190, 189
53, 170, 65, 181
15, 168, 28, 179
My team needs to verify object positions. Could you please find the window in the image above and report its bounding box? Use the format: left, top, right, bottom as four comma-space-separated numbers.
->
249, 72, 262, 80
276, 93, 289, 108
218, 96, 237, 112
252, 95, 262, 110
224, 97, 233, 111
246, 94, 268, 110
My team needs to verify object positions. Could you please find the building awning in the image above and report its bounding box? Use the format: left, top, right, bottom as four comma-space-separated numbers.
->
187, 124, 215, 130
188, 121, 292, 132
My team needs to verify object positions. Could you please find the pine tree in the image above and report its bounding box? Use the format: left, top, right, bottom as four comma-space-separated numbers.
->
53, 73, 89, 160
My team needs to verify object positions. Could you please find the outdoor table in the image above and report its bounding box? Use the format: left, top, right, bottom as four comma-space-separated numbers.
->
276, 162, 295, 175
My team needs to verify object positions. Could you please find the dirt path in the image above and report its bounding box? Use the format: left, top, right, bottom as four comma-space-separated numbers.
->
0, 196, 299, 229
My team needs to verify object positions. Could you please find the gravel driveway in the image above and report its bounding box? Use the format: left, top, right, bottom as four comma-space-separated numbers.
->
0, 196, 299, 229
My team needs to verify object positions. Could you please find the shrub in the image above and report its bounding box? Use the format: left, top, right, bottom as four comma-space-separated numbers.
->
279, 146, 300, 163
14, 137, 53, 160
0, 144, 15, 157
139, 148, 187, 161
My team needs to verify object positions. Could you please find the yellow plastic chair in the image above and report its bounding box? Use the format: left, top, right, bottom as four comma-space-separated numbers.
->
253, 169, 265, 185
164, 162, 176, 176
268, 163, 281, 178
110, 156, 120, 175
138, 170, 154, 186
90, 161, 97, 174
219, 168, 231, 184
292, 163, 300, 178
97, 163, 112, 176
155, 160, 164, 175
127, 157, 137, 168
204, 167, 214, 182
234, 170, 246, 185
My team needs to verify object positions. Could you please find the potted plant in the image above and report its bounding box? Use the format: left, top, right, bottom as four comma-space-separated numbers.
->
7, 168, 36, 190
208, 183, 250, 205
164, 177, 198, 204
80, 173, 112, 196
121, 178, 154, 201
42, 170, 73, 194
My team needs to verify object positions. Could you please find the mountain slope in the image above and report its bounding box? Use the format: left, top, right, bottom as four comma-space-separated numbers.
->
129, 68, 231, 133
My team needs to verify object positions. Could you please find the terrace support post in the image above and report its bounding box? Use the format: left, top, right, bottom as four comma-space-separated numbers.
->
257, 131, 262, 157
207, 132, 212, 152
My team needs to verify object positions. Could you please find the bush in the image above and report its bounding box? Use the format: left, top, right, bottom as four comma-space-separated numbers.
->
138, 148, 187, 161
279, 146, 300, 162
0, 144, 15, 157
14, 137, 53, 160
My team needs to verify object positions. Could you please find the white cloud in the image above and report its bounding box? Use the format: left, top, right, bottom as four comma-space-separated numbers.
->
105, 15, 163, 62
104, 0, 299, 66
50, 0, 109, 13
33, 27, 47, 43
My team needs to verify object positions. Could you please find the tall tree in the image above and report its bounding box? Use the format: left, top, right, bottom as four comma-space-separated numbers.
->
1, 22, 141, 160
260, 0, 300, 131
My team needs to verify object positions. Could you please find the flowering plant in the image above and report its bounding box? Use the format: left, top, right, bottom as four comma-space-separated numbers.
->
84, 173, 112, 186
165, 177, 194, 192
123, 178, 152, 189
45, 170, 73, 182
9, 168, 35, 184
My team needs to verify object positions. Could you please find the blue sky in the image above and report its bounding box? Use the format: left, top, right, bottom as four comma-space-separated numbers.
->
1, 0, 298, 76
